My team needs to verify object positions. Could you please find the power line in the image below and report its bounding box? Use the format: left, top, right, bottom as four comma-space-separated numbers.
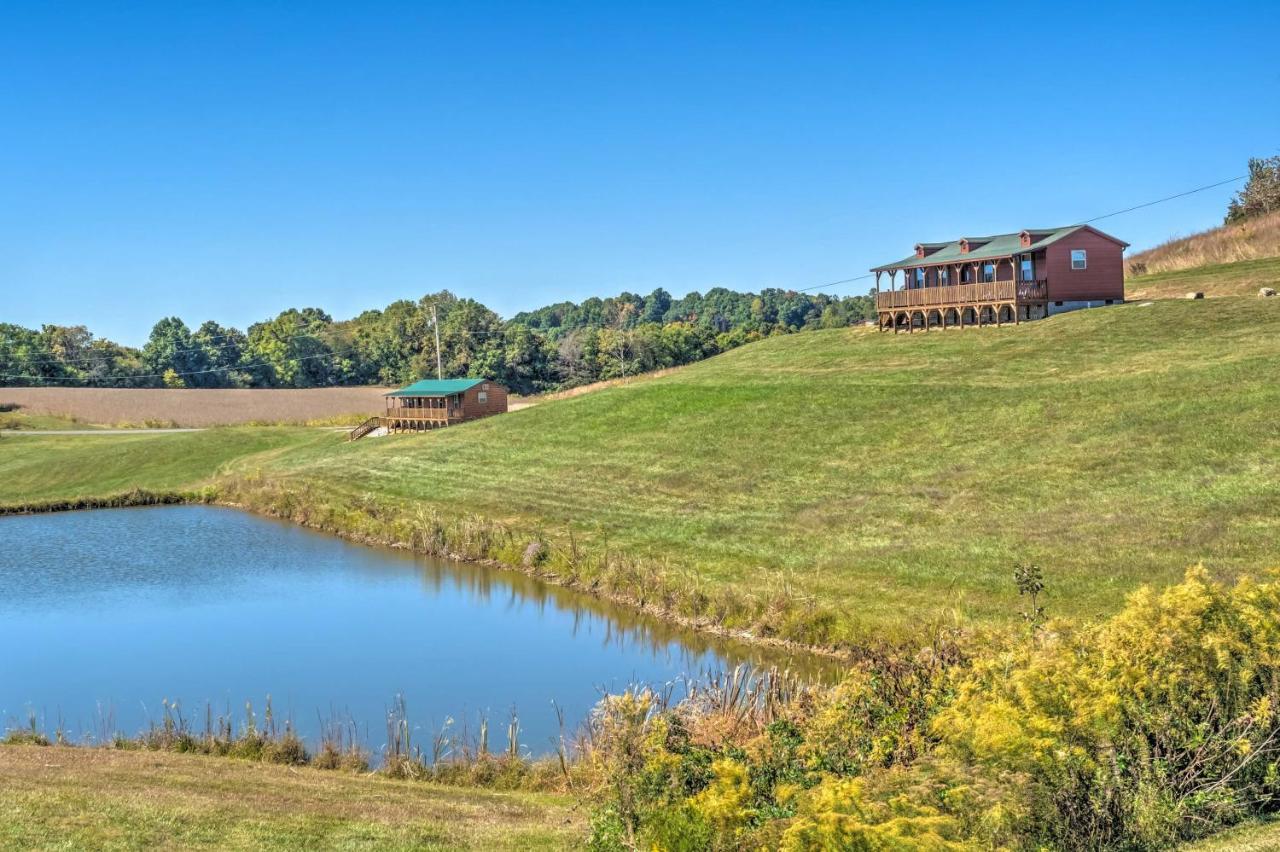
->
794, 173, 1249, 294
1077, 175, 1247, 225
0, 172, 1253, 381
12, 322, 508, 369
0, 350, 345, 384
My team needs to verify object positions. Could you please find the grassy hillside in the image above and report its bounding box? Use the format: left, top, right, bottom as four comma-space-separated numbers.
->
5, 288, 1279, 639
1126, 254, 1280, 300
1126, 209, 1280, 278
0, 745, 578, 850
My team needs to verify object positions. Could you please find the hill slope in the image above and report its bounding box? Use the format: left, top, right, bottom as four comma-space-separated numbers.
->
1127, 209, 1280, 275
1126, 254, 1280, 300
5, 275, 1280, 642
256, 295, 1280, 635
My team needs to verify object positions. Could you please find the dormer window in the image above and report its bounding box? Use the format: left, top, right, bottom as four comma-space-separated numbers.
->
915, 244, 925, 259
1019, 230, 1032, 248
959, 239, 970, 254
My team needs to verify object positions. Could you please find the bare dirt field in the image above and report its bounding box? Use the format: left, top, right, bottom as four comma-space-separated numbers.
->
0, 386, 394, 427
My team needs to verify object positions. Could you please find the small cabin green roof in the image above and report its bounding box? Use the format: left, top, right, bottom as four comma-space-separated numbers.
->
385, 378, 487, 397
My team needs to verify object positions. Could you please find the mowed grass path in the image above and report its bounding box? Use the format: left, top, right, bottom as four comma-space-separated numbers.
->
0, 746, 578, 850
3, 293, 1278, 631
259, 295, 1280, 628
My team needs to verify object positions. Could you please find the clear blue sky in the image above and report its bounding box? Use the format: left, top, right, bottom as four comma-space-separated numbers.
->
3, 1, 1277, 345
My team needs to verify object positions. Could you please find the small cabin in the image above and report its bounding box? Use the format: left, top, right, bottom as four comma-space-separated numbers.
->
349, 378, 508, 439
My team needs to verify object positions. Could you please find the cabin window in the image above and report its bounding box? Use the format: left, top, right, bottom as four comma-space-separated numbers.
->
939, 268, 949, 285
982, 263, 995, 282
961, 266, 971, 283
482, 383, 489, 390
1020, 258, 1034, 281
1071, 249, 1087, 270
914, 268, 925, 289
478, 391, 488, 404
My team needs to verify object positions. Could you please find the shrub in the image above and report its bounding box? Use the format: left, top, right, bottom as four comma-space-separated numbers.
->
936, 567, 1280, 849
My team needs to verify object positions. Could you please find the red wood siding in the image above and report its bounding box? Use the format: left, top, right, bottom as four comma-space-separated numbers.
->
1044, 230, 1126, 302
458, 382, 508, 420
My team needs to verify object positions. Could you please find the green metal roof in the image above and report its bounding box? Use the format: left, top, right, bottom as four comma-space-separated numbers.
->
385, 378, 487, 397
870, 225, 1116, 272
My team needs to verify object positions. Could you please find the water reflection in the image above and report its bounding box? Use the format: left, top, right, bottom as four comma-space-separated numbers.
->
0, 505, 835, 753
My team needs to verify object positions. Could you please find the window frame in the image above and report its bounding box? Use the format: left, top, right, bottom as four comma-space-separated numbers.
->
1071, 249, 1087, 270
478, 391, 488, 404
1020, 256, 1034, 282
982, 263, 995, 283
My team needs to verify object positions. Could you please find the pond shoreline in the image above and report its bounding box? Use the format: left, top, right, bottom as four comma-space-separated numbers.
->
0, 487, 859, 667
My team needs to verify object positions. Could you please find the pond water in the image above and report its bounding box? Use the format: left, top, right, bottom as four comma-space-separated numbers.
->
0, 505, 822, 755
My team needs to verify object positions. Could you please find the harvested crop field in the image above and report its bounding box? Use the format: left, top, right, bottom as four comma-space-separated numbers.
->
0, 387, 393, 427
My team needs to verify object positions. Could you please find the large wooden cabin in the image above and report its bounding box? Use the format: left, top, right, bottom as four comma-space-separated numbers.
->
348, 378, 508, 440
870, 225, 1128, 332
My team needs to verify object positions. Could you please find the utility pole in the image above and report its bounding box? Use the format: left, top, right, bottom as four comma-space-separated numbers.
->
431, 304, 443, 380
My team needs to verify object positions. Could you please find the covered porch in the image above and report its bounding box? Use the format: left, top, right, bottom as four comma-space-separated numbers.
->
872, 255, 1048, 333
382, 393, 462, 431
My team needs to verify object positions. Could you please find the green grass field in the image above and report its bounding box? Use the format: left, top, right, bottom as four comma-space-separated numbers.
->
0, 745, 578, 850
1126, 254, 1280, 299
4, 284, 1279, 636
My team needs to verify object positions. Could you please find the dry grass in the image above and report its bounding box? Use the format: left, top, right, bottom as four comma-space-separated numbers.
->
0, 387, 392, 428
0, 744, 581, 850
1127, 209, 1280, 278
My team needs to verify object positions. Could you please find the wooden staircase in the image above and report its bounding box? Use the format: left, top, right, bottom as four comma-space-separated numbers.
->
348, 416, 385, 442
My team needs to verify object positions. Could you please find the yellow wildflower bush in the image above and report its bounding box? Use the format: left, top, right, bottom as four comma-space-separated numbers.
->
936, 567, 1280, 849
779, 777, 969, 851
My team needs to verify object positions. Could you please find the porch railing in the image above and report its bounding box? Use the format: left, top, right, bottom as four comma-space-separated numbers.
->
385, 407, 453, 423
876, 280, 1047, 311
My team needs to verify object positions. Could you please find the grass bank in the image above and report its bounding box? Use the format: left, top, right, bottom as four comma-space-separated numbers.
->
0, 745, 579, 850
1126, 254, 1280, 299
3, 290, 1280, 648
1126, 209, 1280, 278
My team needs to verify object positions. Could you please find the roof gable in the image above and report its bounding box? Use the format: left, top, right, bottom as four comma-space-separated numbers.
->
386, 378, 488, 397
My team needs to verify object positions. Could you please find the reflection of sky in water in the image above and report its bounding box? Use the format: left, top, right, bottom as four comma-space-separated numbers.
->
0, 505, 826, 754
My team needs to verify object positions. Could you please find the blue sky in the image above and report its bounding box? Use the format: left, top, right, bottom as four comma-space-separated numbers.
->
2, 1, 1277, 345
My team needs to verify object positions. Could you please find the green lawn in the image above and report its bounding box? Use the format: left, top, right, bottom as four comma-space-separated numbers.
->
1127, 254, 1280, 299
0, 410, 95, 430
0, 428, 330, 505
0, 745, 579, 850
4, 290, 1280, 637
1182, 819, 1280, 851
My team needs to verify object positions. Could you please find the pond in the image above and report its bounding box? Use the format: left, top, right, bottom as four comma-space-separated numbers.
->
0, 505, 824, 756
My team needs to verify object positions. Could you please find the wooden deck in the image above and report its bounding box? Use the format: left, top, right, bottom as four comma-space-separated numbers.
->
348, 411, 455, 440
875, 280, 1048, 332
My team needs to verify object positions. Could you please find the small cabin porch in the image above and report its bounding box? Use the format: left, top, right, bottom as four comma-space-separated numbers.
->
382, 393, 463, 432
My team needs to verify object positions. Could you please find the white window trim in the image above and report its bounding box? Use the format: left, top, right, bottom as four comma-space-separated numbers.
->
1071, 249, 1087, 270
478, 391, 488, 404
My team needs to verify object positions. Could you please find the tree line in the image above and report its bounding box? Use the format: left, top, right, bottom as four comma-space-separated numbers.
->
1, 287, 875, 395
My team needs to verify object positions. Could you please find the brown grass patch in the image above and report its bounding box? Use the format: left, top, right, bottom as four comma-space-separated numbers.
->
0, 387, 392, 427
1127, 209, 1280, 277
